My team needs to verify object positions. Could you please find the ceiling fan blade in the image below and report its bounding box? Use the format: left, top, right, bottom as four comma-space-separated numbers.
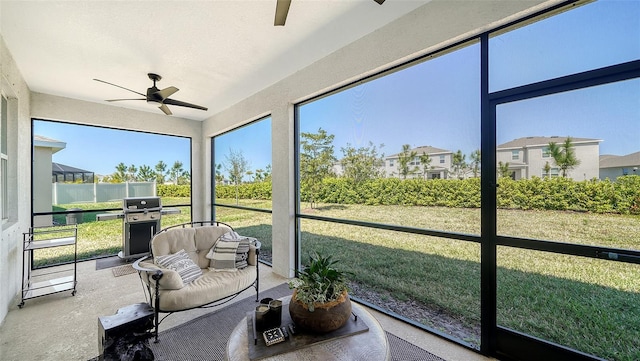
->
155, 86, 179, 101
274, 0, 291, 26
163, 98, 208, 111
373, 0, 385, 4
159, 104, 172, 115
106, 98, 146, 102
93, 79, 146, 97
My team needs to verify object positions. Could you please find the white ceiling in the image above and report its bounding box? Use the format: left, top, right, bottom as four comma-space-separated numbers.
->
1, 0, 429, 121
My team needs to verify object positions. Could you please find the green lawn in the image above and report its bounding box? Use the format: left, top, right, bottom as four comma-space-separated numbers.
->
37, 198, 640, 360
295, 203, 639, 360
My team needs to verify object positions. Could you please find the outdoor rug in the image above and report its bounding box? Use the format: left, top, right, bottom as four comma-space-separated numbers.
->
144, 283, 445, 361
111, 264, 137, 277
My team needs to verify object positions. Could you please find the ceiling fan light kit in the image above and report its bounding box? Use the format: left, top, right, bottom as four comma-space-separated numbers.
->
94, 73, 208, 116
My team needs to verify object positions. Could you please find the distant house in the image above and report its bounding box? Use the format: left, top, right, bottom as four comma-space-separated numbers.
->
599, 151, 640, 180
384, 145, 453, 179
497, 136, 602, 180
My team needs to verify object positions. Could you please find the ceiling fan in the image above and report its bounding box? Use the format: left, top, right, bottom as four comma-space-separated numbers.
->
274, 0, 385, 26
93, 73, 208, 116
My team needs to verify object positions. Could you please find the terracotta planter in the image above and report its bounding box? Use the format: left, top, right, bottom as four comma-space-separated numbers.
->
289, 289, 352, 334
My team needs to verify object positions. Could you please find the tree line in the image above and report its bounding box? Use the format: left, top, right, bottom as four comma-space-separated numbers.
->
216, 128, 585, 208
214, 148, 272, 186
101, 160, 190, 185
299, 128, 584, 208
213, 148, 272, 205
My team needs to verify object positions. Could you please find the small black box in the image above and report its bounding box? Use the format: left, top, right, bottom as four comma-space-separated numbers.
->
98, 303, 155, 361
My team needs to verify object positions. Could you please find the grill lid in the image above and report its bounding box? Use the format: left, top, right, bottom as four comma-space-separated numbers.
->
123, 197, 161, 211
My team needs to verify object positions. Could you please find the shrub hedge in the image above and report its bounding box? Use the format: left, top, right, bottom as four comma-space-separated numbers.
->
214, 176, 640, 215
157, 184, 191, 197
215, 181, 272, 200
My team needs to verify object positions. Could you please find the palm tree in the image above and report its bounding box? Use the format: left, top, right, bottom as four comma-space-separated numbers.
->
451, 150, 467, 179
263, 164, 272, 181
548, 137, 581, 178
498, 161, 511, 178
419, 152, 432, 179
254, 169, 264, 182
397, 144, 417, 179
168, 161, 184, 184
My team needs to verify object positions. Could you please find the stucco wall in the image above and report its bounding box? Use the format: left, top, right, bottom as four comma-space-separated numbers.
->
0, 34, 33, 325
32, 146, 53, 227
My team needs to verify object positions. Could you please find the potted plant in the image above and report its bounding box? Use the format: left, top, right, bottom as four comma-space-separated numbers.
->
287, 251, 352, 333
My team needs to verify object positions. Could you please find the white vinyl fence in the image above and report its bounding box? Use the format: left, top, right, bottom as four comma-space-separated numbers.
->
52, 182, 156, 204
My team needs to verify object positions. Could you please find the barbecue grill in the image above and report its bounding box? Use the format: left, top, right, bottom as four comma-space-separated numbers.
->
96, 197, 180, 260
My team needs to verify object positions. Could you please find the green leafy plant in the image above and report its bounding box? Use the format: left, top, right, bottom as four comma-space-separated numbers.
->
288, 252, 350, 312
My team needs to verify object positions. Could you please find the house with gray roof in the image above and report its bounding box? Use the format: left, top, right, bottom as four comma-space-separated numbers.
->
52, 162, 94, 183
497, 136, 602, 180
599, 151, 640, 180
384, 145, 454, 179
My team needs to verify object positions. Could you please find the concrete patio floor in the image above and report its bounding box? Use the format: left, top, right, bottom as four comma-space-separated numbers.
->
0, 260, 495, 361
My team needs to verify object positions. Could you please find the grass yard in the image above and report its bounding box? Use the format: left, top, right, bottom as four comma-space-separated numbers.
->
35, 197, 640, 360
296, 202, 639, 360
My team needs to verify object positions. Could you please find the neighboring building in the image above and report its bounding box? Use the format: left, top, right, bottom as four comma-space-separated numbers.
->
52, 162, 94, 183
497, 136, 602, 180
33, 135, 66, 226
599, 151, 640, 180
384, 145, 453, 179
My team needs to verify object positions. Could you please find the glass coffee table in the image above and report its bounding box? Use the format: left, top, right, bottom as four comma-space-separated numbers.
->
225, 296, 390, 361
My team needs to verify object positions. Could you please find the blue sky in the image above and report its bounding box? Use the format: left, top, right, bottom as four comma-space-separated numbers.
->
33, 120, 191, 176
297, 0, 639, 160
213, 117, 273, 174
35, 0, 638, 177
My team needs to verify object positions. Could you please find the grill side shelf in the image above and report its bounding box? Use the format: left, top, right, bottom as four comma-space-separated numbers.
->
96, 213, 124, 221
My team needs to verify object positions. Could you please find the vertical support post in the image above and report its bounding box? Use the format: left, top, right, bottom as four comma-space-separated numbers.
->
480, 33, 497, 356
256, 247, 260, 302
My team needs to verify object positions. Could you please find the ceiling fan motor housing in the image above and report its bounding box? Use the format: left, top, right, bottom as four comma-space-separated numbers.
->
147, 87, 162, 103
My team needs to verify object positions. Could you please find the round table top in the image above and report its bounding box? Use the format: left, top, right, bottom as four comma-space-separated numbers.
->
225, 296, 390, 361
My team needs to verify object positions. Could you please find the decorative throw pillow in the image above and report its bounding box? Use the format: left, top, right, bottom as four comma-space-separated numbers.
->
155, 249, 202, 284
206, 231, 255, 271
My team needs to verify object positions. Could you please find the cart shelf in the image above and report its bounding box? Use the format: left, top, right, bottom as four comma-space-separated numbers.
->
20, 225, 77, 308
